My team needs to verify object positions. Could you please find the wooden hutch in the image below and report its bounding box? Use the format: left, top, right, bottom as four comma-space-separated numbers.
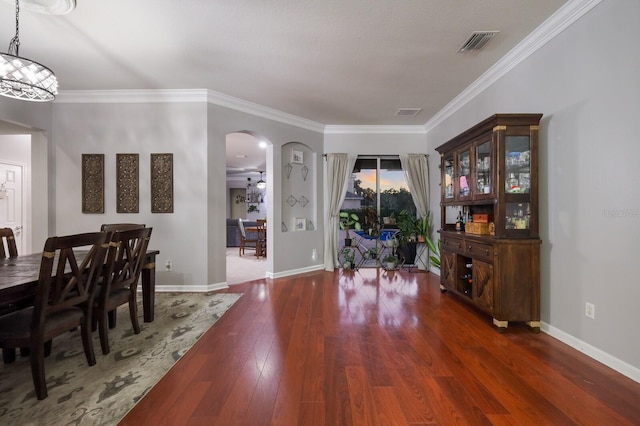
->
435, 114, 542, 332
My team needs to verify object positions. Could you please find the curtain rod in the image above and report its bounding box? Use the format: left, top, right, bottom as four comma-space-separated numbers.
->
322, 154, 428, 159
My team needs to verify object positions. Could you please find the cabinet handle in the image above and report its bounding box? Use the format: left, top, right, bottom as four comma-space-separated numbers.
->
485, 249, 489, 256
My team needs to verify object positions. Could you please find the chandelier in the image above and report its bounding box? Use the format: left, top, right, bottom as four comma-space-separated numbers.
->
0, 0, 58, 102
256, 171, 266, 190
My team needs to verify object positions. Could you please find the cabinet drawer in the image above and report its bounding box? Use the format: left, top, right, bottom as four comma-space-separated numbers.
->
464, 241, 494, 262
442, 237, 464, 254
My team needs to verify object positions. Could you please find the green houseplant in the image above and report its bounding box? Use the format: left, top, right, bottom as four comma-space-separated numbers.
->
382, 254, 397, 270
339, 211, 361, 246
341, 247, 356, 269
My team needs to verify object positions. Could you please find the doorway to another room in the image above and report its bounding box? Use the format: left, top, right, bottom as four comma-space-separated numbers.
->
225, 132, 268, 285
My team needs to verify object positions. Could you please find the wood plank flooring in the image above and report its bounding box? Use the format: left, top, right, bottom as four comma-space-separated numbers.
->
119, 269, 640, 425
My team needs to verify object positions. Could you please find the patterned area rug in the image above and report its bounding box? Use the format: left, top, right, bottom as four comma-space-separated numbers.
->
0, 292, 242, 426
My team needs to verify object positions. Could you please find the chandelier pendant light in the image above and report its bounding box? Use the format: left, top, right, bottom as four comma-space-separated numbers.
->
0, 0, 58, 102
256, 171, 266, 190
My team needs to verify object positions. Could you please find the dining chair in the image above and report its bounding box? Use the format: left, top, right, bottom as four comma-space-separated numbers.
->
94, 227, 152, 355
237, 219, 258, 257
256, 219, 267, 258
0, 227, 18, 258
0, 231, 110, 400
100, 223, 146, 232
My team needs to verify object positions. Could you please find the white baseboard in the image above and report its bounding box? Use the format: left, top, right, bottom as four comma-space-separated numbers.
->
267, 264, 325, 279
542, 322, 640, 384
154, 282, 230, 293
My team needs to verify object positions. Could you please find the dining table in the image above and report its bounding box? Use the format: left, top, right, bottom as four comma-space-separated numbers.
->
0, 249, 160, 322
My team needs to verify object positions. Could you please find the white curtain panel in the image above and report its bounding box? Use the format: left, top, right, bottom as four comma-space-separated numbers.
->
324, 153, 357, 271
400, 153, 430, 270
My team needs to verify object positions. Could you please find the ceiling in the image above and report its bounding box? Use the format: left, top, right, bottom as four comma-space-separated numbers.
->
1, 0, 569, 174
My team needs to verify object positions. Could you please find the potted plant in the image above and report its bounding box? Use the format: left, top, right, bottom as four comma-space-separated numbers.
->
382, 254, 397, 270
416, 212, 431, 243
426, 236, 441, 269
396, 210, 418, 264
342, 247, 356, 270
339, 211, 361, 246
363, 246, 380, 260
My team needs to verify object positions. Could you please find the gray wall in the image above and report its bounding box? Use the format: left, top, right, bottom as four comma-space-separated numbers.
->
426, 0, 640, 378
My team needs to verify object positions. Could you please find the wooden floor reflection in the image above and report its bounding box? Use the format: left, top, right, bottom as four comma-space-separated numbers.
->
120, 269, 640, 425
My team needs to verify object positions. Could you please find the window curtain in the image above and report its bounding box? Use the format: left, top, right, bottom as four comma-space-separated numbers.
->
324, 153, 357, 271
400, 153, 430, 270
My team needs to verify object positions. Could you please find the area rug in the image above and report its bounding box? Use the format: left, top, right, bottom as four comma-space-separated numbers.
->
0, 292, 242, 426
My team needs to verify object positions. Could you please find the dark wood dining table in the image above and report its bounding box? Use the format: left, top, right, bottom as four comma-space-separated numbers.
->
0, 249, 160, 322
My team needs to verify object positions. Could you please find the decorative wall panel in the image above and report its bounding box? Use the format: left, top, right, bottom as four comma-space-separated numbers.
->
116, 153, 139, 213
81, 154, 104, 213
151, 153, 174, 213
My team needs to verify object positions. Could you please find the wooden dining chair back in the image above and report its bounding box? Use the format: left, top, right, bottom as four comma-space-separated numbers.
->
100, 223, 146, 232
0, 227, 18, 258
95, 227, 152, 354
237, 219, 258, 256
0, 231, 110, 399
256, 219, 267, 258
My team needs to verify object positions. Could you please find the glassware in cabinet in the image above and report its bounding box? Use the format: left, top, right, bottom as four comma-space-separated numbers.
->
457, 149, 471, 198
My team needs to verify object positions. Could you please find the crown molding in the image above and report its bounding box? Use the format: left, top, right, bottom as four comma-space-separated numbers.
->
424, 0, 602, 133
205, 89, 325, 133
55, 89, 325, 133
54, 89, 208, 104
324, 125, 427, 135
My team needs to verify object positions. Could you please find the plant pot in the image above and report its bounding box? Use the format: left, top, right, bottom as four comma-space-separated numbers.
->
398, 243, 417, 265
385, 262, 396, 270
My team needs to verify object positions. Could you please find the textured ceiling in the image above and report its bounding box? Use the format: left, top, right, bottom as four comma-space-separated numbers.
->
1, 1, 572, 176
1, 0, 567, 126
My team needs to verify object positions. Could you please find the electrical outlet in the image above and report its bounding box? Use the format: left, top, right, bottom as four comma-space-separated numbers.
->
585, 302, 595, 319
165, 260, 172, 271
311, 249, 318, 260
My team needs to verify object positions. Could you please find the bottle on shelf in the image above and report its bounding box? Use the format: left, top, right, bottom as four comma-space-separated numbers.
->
455, 210, 462, 231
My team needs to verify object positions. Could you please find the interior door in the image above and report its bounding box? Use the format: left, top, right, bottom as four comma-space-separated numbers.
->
0, 162, 24, 254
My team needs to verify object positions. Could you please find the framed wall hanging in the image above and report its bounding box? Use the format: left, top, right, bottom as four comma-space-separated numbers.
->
116, 153, 139, 213
81, 154, 104, 213
151, 153, 174, 213
291, 150, 304, 164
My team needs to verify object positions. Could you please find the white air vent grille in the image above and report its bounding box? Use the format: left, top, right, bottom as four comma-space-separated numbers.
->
458, 31, 499, 52
396, 108, 422, 117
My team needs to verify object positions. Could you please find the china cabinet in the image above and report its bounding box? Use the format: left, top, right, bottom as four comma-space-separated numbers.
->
435, 114, 542, 332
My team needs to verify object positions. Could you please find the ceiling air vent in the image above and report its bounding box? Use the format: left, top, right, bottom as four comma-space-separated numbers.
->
458, 31, 499, 52
396, 108, 422, 117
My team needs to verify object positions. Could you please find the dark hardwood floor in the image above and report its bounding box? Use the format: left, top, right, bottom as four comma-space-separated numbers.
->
120, 269, 640, 425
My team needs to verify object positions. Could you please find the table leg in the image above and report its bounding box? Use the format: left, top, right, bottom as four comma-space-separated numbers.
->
142, 260, 156, 322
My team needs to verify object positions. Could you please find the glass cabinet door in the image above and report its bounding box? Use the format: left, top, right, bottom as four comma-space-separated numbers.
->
457, 149, 471, 198
505, 202, 531, 230
475, 141, 492, 196
443, 155, 454, 200
504, 136, 531, 194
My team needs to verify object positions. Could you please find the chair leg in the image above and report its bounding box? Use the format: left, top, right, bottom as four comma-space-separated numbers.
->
129, 293, 141, 335
108, 309, 117, 329
2, 348, 16, 364
30, 343, 47, 400
98, 310, 110, 355
44, 340, 52, 357
80, 316, 96, 367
